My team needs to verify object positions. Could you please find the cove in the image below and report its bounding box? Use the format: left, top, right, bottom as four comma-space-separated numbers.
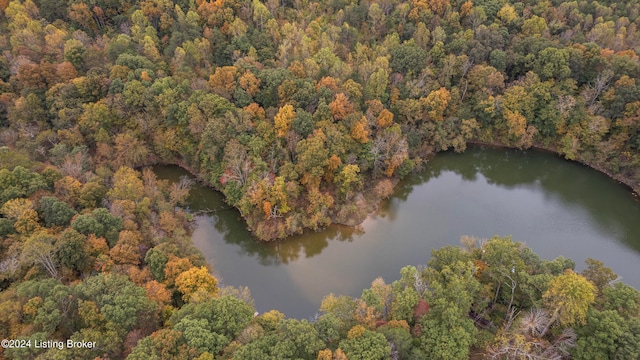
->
153, 145, 640, 319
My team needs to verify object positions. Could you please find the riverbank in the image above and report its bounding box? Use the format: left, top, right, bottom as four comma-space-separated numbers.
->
148, 139, 639, 242
146, 156, 404, 239
182, 147, 640, 317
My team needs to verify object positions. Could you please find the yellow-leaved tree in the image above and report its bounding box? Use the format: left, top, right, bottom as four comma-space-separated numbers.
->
175, 266, 219, 302
275, 104, 295, 138
421, 87, 451, 122
107, 167, 145, 203
542, 269, 597, 332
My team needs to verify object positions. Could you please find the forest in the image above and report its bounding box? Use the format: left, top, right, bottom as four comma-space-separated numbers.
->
0, 0, 639, 358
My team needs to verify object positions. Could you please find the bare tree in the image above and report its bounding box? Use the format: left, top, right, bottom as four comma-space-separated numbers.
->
413, 265, 428, 296
169, 175, 194, 206
21, 234, 59, 279
0, 254, 20, 279
487, 308, 577, 360
222, 139, 252, 186
60, 151, 89, 180
556, 95, 577, 118
582, 70, 614, 113
520, 308, 550, 337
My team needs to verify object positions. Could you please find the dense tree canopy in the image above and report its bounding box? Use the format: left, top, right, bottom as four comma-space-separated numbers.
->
4, 0, 640, 240
1, 0, 640, 358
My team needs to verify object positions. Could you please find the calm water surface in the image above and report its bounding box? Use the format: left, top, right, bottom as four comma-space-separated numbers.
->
154, 146, 640, 318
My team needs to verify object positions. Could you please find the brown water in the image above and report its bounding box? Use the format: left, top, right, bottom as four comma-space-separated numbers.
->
154, 145, 640, 318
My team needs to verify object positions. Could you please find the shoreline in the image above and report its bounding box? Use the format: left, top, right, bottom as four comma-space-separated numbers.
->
146, 158, 395, 238
148, 141, 639, 242
466, 140, 640, 198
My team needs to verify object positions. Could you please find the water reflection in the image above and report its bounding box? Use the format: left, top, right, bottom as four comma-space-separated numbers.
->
154, 165, 370, 266
202, 211, 365, 266
154, 145, 640, 317
425, 146, 640, 251
158, 144, 640, 263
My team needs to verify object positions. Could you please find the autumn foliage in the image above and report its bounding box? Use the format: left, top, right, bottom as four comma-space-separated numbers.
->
1, 0, 640, 358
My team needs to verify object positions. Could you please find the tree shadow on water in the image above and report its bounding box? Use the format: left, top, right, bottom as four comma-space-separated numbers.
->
424, 146, 640, 253
206, 206, 366, 266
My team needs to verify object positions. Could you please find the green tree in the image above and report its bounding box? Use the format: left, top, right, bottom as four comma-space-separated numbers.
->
582, 258, 618, 292
38, 196, 77, 227
295, 130, 329, 183
70, 208, 122, 247
252, 0, 272, 30
390, 266, 421, 323
601, 282, 640, 318
420, 260, 480, 360
522, 15, 548, 37
390, 41, 428, 75
170, 296, 254, 346
56, 228, 89, 273
0, 166, 47, 203
71, 214, 104, 239
91, 208, 123, 246
535, 48, 571, 80
339, 326, 390, 360
78, 181, 107, 209
123, 79, 150, 109
479, 237, 528, 311
73, 273, 158, 335
173, 317, 227, 355
319, 294, 358, 335
314, 313, 341, 345
275, 319, 325, 359
145, 247, 169, 282
365, 68, 389, 102
233, 334, 281, 360
336, 164, 362, 200
292, 109, 314, 138
574, 308, 640, 360
377, 323, 413, 359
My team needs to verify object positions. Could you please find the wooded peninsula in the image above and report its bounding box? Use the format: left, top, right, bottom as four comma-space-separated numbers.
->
1, 0, 639, 358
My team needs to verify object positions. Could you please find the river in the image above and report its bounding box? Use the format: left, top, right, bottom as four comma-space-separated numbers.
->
153, 145, 640, 319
